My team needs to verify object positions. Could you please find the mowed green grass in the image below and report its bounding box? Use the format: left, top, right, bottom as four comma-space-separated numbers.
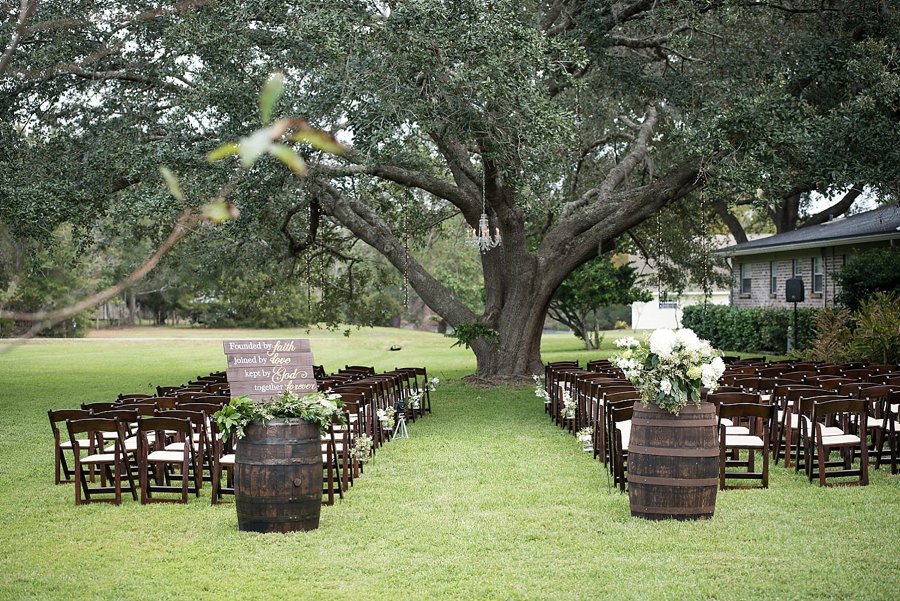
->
0, 326, 897, 600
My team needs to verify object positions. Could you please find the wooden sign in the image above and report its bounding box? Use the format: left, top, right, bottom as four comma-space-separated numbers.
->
223, 339, 317, 402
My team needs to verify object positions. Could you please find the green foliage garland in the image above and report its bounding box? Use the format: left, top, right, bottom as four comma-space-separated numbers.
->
213, 391, 346, 442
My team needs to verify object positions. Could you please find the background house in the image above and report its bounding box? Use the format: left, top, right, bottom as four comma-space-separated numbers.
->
717, 204, 900, 309
628, 244, 733, 330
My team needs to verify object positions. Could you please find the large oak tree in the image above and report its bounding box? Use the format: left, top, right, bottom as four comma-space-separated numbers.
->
1, 1, 897, 377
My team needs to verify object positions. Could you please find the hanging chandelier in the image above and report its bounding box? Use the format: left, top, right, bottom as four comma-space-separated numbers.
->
468, 211, 501, 253
468, 168, 501, 253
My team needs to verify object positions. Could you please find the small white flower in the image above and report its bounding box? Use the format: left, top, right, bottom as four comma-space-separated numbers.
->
660, 379, 672, 394
615, 336, 640, 348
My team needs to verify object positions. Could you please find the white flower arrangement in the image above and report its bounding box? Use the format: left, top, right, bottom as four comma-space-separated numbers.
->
377, 407, 396, 431
561, 389, 576, 420
576, 427, 593, 451
429, 377, 440, 392
532, 374, 550, 404
612, 328, 725, 414
351, 435, 374, 464
409, 391, 421, 410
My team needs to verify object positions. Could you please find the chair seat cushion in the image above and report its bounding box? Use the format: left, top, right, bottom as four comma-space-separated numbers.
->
106, 438, 138, 453
820, 434, 861, 446
165, 441, 201, 452
147, 450, 189, 462
60, 439, 91, 449
725, 434, 765, 448
619, 428, 630, 452
220, 454, 235, 466
725, 426, 751, 436
81, 452, 117, 464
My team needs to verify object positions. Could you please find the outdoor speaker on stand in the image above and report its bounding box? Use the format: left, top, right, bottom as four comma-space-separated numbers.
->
785, 277, 804, 351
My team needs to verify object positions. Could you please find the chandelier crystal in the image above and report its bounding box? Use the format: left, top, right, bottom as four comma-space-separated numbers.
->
468, 211, 501, 252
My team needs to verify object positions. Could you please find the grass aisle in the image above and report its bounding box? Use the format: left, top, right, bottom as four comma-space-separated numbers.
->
0, 330, 898, 599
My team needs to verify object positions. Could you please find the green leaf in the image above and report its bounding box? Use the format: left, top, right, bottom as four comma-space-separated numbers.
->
291, 129, 346, 155
207, 142, 240, 162
238, 128, 273, 168
259, 72, 284, 124
269, 143, 308, 175
201, 200, 239, 223
159, 167, 184, 202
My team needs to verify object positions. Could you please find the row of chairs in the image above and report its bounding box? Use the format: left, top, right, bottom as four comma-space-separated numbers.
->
51, 366, 437, 506
544, 358, 899, 492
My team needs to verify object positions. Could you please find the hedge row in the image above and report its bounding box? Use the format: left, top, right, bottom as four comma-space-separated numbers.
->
681, 304, 818, 354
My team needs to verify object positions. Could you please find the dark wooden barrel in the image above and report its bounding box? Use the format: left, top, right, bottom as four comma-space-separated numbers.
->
628, 401, 718, 520
235, 419, 323, 533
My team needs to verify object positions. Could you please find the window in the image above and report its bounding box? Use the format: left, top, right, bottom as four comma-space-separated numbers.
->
813, 257, 824, 293
658, 291, 677, 309
740, 263, 752, 294
770, 261, 777, 295
791, 259, 799, 278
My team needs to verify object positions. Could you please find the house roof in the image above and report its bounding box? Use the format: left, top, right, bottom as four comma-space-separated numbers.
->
717, 203, 900, 257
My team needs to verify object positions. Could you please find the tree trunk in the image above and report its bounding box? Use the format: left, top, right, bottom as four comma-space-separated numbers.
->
127, 290, 136, 326
468, 275, 550, 380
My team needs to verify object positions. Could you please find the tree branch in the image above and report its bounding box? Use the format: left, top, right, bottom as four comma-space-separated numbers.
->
314, 152, 480, 220
564, 106, 659, 215
801, 185, 863, 228
312, 179, 479, 329
0, 0, 39, 77
712, 199, 748, 244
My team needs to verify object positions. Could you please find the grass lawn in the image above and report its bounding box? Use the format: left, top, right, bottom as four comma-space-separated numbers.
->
0, 326, 897, 600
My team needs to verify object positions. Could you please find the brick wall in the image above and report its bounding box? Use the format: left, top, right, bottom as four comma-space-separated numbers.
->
730, 253, 847, 309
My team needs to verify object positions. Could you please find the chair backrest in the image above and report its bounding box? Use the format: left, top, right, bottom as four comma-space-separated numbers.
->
605, 390, 641, 403
811, 398, 868, 430
858, 384, 900, 402
94, 408, 139, 421
707, 391, 760, 406
795, 394, 848, 418
176, 402, 224, 415
66, 417, 126, 449
718, 401, 776, 421
176, 391, 213, 403
156, 385, 180, 396
842, 368, 877, 380
138, 415, 193, 436
118, 393, 154, 402
81, 402, 118, 413
780, 370, 817, 382
610, 403, 633, 425
49, 409, 92, 440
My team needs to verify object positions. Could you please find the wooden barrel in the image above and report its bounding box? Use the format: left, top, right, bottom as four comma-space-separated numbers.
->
628, 401, 718, 520
235, 419, 323, 533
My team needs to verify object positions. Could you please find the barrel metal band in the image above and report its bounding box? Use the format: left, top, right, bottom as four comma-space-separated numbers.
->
632, 418, 715, 428
630, 504, 715, 515
629, 444, 719, 457
628, 475, 719, 487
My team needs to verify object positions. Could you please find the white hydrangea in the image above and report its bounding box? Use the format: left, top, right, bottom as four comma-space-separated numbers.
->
649, 328, 677, 359
674, 328, 701, 354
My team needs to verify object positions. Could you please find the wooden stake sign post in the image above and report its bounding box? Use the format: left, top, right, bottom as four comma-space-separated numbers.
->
223, 338, 317, 401
223, 338, 323, 533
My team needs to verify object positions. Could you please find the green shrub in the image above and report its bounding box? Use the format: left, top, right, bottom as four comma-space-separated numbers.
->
807, 307, 853, 363
834, 248, 900, 311
682, 304, 817, 353
849, 292, 900, 364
